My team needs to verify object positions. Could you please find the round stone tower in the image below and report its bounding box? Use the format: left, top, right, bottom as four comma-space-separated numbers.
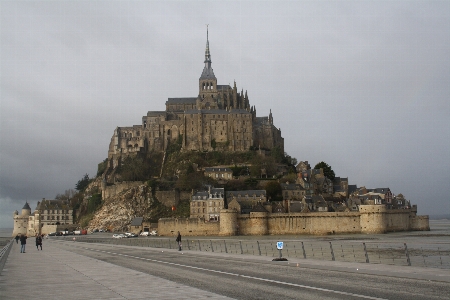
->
359, 205, 388, 233
22, 202, 31, 217
12, 202, 31, 237
219, 209, 238, 236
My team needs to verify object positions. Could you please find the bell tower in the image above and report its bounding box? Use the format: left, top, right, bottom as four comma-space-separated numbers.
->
198, 25, 218, 109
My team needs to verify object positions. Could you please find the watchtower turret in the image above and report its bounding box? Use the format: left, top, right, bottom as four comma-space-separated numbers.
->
22, 201, 31, 217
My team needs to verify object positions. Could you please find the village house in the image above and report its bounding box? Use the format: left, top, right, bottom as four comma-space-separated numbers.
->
190, 186, 225, 221
280, 182, 305, 201
204, 167, 233, 181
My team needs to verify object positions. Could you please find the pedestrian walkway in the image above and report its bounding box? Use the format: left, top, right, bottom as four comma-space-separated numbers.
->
1, 239, 449, 300
0, 240, 234, 299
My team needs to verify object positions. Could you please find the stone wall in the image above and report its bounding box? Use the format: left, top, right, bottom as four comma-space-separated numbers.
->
266, 212, 361, 235
410, 215, 430, 231
158, 218, 220, 236
238, 212, 269, 235
157, 205, 430, 236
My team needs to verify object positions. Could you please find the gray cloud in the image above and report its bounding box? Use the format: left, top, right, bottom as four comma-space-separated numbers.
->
1, 1, 449, 228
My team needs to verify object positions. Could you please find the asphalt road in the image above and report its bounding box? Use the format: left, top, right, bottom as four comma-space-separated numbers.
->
52, 242, 450, 300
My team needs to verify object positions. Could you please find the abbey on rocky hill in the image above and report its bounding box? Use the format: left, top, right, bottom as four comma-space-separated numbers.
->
107, 28, 283, 171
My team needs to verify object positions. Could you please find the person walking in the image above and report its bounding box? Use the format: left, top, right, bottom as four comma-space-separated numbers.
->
15, 234, 20, 244
35, 233, 42, 250
19, 234, 27, 253
176, 231, 182, 251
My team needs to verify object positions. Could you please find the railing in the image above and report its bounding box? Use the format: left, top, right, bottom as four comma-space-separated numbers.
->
0, 239, 14, 273
60, 236, 450, 269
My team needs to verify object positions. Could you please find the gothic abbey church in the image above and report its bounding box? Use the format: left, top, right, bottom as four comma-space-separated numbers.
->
107, 29, 284, 172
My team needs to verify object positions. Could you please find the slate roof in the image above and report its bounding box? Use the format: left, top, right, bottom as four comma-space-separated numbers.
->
333, 185, 345, 192
130, 217, 143, 226
348, 185, 358, 195
192, 187, 225, 200
36, 199, 71, 210
289, 202, 303, 213
200, 65, 216, 80
312, 195, 327, 206
192, 191, 209, 200
204, 167, 232, 172
226, 190, 266, 198
251, 203, 268, 213
216, 85, 232, 90
166, 98, 197, 104
254, 116, 270, 125
184, 109, 251, 115
22, 202, 31, 210
146, 111, 166, 116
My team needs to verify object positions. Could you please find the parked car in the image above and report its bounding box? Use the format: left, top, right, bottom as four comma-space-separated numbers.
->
112, 234, 123, 239
149, 230, 158, 236
140, 231, 149, 236
125, 232, 138, 238
48, 232, 56, 236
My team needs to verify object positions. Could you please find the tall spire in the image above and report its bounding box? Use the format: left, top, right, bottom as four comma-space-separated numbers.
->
200, 24, 216, 80
205, 24, 211, 65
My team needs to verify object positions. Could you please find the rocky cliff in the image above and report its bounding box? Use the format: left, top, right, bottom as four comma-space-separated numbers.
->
88, 184, 152, 232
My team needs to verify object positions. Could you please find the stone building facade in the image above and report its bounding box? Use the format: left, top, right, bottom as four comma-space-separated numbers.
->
105, 29, 283, 180
12, 199, 74, 237
190, 186, 225, 221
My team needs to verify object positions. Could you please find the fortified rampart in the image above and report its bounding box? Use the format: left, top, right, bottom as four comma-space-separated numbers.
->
158, 205, 429, 236
158, 217, 220, 237
266, 212, 361, 235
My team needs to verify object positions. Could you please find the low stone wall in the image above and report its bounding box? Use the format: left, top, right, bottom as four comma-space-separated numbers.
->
158, 218, 220, 236
410, 215, 430, 231
358, 205, 429, 233
238, 212, 269, 235
41, 224, 78, 235
266, 212, 361, 235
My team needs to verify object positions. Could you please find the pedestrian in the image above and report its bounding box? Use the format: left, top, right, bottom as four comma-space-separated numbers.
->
19, 234, 27, 253
15, 234, 20, 244
176, 231, 182, 251
35, 233, 42, 250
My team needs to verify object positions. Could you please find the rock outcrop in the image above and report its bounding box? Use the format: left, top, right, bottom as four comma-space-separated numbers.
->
88, 184, 152, 232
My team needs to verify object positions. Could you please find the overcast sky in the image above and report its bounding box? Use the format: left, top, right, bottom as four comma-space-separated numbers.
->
1, 1, 449, 228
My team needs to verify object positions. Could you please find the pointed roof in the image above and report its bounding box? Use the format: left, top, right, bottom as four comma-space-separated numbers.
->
200, 25, 216, 80
22, 202, 31, 210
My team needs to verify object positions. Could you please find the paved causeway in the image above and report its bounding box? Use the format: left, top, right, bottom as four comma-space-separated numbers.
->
1, 239, 449, 299
0, 240, 233, 300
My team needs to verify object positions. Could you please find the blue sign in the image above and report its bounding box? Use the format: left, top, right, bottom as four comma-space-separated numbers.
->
276, 241, 284, 250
